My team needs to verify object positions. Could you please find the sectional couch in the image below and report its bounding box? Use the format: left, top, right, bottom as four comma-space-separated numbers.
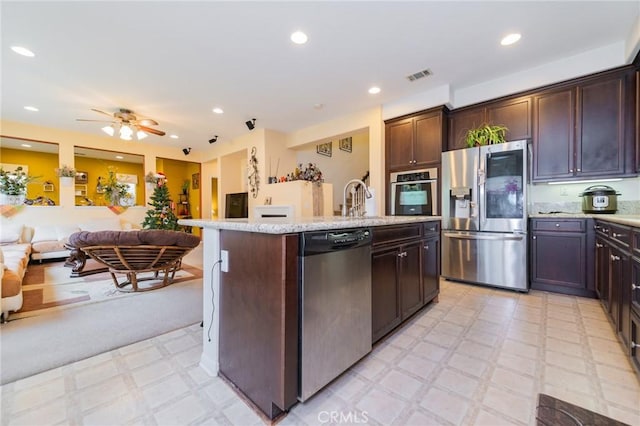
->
0, 217, 134, 321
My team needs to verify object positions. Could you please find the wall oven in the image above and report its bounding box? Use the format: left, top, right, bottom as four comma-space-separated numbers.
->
390, 168, 438, 215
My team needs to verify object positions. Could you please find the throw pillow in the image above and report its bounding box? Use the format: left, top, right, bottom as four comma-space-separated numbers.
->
31, 226, 59, 244
0, 224, 24, 245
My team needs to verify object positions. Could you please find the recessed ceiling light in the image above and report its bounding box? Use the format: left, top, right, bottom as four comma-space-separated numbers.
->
115, 155, 124, 159
11, 46, 35, 57
290, 31, 308, 45
368, 86, 381, 95
24, 106, 39, 112
170, 134, 179, 139
21, 144, 32, 148
212, 107, 224, 114
501, 33, 521, 46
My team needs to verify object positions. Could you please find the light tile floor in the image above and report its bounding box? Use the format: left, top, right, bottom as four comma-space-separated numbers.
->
2, 280, 639, 426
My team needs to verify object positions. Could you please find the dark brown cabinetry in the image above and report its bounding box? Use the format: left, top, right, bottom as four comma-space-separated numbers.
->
532, 69, 635, 182
530, 218, 595, 297
595, 220, 638, 373
595, 233, 610, 306
371, 222, 440, 343
219, 231, 298, 419
385, 107, 447, 170
447, 96, 531, 150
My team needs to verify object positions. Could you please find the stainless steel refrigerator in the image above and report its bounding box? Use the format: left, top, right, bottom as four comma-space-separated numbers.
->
441, 140, 528, 291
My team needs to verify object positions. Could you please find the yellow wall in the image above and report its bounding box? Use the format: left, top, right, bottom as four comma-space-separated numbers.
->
74, 157, 144, 206
1, 147, 60, 205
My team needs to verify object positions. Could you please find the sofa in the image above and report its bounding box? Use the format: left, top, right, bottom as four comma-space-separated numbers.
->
1, 217, 135, 320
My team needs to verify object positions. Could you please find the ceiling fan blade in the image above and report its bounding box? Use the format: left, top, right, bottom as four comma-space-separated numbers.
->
136, 118, 159, 126
76, 119, 114, 123
90, 108, 114, 118
138, 125, 166, 136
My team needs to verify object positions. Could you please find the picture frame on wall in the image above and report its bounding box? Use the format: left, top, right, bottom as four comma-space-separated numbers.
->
339, 137, 352, 153
316, 142, 332, 157
75, 171, 88, 184
192, 173, 200, 190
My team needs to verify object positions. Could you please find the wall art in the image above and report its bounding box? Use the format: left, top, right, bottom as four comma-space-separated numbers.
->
316, 142, 332, 157
339, 137, 352, 153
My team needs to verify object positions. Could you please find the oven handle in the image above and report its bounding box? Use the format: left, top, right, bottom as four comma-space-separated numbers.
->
443, 232, 524, 241
390, 179, 437, 185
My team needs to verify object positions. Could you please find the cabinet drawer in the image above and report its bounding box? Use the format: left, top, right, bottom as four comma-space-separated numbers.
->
423, 221, 440, 235
608, 223, 631, 249
532, 219, 585, 232
632, 228, 640, 258
372, 224, 422, 246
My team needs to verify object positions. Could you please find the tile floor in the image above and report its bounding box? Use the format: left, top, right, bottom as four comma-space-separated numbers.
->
2, 280, 639, 426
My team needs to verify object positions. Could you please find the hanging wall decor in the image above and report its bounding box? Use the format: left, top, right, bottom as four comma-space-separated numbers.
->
248, 146, 260, 198
339, 137, 352, 153
316, 141, 332, 157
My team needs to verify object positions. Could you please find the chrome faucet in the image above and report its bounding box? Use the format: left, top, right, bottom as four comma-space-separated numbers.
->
342, 179, 372, 217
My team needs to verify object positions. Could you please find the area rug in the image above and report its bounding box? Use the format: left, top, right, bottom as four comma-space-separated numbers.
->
13, 260, 202, 320
0, 275, 205, 385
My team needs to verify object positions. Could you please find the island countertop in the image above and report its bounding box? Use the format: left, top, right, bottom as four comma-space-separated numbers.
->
179, 215, 441, 234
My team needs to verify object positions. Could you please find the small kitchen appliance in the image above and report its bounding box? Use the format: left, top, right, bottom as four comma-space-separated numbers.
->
579, 185, 620, 213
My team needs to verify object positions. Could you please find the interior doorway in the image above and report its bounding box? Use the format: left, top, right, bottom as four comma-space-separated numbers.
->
211, 177, 219, 218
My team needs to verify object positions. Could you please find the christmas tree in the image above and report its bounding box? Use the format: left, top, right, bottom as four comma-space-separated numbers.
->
142, 181, 179, 230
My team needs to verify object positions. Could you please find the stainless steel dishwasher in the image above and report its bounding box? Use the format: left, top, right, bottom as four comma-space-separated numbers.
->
299, 228, 372, 401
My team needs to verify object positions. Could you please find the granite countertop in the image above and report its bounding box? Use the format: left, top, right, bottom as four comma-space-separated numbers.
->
529, 213, 640, 227
179, 215, 442, 234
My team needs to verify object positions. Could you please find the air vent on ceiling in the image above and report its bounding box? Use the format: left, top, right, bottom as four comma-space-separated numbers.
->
406, 69, 432, 82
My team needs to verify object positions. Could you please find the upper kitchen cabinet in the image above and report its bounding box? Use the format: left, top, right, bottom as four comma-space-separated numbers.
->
532, 68, 636, 182
385, 106, 448, 171
447, 96, 532, 150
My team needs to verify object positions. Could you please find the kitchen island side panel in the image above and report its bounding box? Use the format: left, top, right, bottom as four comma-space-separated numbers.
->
218, 231, 298, 418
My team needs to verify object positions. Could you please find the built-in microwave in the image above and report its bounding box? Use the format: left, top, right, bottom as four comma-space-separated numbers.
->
390, 168, 438, 215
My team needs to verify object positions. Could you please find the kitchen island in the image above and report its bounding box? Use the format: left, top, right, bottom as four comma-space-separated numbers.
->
178, 215, 441, 419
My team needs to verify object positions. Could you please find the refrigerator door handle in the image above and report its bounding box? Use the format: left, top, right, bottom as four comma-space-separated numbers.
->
443, 232, 524, 241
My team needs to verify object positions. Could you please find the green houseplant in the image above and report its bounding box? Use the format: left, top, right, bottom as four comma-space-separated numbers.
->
465, 124, 508, 147
0, 166, 38, 205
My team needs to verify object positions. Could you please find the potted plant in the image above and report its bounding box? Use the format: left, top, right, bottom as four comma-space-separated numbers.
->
102, 168, 132, 206
55, 164, 76, 186
0, 166, 38, 205
465, 124, 508, 147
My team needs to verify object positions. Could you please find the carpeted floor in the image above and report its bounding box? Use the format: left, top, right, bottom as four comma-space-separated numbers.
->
0, 251, 205, 385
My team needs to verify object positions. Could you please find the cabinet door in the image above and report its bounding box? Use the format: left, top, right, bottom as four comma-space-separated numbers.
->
576, 76, 625, 176
386, 118, 415, 169
530, 231, 586, 290
632, 257, 640, 316
532, 88, 575, 181
611, 245, 632, 346
486, 97, 532, 142
414, 112, 444, 166
447, 108, 485, 151
421, 236, 440, 304
631, 311, 640, 371
595, 236, 610, 306
372, 247, 402, 343
399, 241, 422, 319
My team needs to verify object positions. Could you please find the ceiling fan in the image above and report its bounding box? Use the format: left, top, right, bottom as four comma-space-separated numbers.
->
76, 108, 166, 140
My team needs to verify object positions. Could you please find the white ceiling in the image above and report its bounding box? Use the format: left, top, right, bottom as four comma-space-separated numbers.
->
2, 1, 639, 154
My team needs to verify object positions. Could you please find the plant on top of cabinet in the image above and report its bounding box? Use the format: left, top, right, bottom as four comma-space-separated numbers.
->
465, 124, 508, 147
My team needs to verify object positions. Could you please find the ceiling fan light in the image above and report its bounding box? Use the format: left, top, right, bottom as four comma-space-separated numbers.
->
102, 125, 115, 136
136, 130, 148, 140
119, 124, 133, 139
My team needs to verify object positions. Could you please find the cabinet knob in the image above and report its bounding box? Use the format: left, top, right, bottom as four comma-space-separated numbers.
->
632, 284, 638, 291
398, 251, 407, 258
569, 169, 574, 173
612, 232, 625, 238
610, 255, 620, 261
555, 223, 560, 227
423, 245, 429, 250
596, 243, 603, 248
632, 342, 639, 349
532, 236, 536, 240
576, 168, 581, 172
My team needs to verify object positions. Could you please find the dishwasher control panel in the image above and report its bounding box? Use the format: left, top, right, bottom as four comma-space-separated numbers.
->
301, 228, 372, 255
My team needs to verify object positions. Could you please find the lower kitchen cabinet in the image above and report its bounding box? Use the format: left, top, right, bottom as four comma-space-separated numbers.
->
595, 219, 638, 374
529, 218, 595, 297
371, 221, 440, 344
